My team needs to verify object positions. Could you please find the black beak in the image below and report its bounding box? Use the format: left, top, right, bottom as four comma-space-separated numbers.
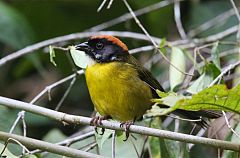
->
75, 42, 90, 52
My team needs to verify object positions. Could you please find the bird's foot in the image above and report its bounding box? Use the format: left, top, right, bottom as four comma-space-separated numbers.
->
120, 120, 134, 141
90, 116, 109, 135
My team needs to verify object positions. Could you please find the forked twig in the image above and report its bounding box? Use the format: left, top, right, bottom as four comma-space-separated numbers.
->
122, 0, 193, 76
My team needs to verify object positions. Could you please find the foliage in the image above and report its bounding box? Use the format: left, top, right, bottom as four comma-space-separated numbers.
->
0, 0, 240, 158
169, 47, 186, 91
150, 84, 240, 116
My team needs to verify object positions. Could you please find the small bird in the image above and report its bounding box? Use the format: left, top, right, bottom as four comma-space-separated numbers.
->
73, 35, 220, 138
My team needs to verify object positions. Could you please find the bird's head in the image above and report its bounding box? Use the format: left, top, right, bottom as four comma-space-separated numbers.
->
71, 35, 129, 68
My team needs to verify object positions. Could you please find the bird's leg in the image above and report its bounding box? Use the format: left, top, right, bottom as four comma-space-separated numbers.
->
90, 115, 110, 135
120, 120, 134, 141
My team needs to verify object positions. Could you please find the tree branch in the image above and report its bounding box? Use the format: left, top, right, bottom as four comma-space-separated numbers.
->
193, 25, 239, 44
0, 31, 162, 67
174, 0, 187, 39
0, 96, 240, 152
188, 8, 238, 37
88, 0, 177, 31
1, 27, 237, 68
0, 131, 102, 158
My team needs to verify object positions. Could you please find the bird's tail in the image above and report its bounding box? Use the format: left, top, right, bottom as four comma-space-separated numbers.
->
172, 109, 222, 128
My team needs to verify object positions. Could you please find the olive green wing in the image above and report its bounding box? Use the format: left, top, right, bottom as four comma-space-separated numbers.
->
125, 55, 221, 127
126, 55, 165, 97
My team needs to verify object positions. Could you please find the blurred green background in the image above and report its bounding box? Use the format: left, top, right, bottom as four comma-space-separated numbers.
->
0, 0, 238, 157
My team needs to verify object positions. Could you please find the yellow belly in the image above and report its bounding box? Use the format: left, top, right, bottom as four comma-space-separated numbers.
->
85, 62, 153, 122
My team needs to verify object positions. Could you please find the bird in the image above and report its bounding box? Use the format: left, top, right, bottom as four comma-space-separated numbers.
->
72, 35, 220, 139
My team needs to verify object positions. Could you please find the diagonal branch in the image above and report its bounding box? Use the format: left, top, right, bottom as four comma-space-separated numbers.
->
0, 96, 240, 152
0, 31, 162, 67
122, 0, 193, 76
0, 131, 103, 158
88, 0, 177, 31
174, 0, 187, 39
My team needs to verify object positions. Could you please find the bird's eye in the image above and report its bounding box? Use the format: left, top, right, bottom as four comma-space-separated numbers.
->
96, 42, 104, 50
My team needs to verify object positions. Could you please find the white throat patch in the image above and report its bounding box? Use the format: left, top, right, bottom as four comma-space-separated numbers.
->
70, 46, 96, 69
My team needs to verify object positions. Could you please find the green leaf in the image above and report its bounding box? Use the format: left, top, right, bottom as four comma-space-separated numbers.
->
233, 55, 240, 87
49, 45, 57, 66
187, 63, 221, 94
169, 47, 186, 90
42, 129, 67, 158
95, 128, 113, 149
96, 131, 144, 158
156, 90, 168, 98
177, 84, 240, 114
211, 41, 220, 69
43, 129, 66, 143
148, 117, 189, 158
0, 107, 21, 134
148, 118, 161, 158
70, 46, 93, 69
147, 93, 185, 117
149, 117, 169, 158
159, 38, 166, 48
25, 113, 53, 126
151, 84, 240, 116
0, 143, 18, 158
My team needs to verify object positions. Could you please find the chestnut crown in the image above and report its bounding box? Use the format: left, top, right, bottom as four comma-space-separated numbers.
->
75, 35, 129, 63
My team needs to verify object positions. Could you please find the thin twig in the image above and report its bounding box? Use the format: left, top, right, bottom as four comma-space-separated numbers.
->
97, 0, 108, 12
174, 117, 180, 133
9, 111, 25, 134
129, 45, 155, 55
162, 117, 174, 128
194, 25, 239, 44
30, 131, 95, 155
21, 112, 27, 155
0, 97, 240, 152
122, 0, 193, 76
0, 138, 30, 157
140, 136, 148, 158
166, 114, 203, 122
144, 53, 162, 69
88, 0, 177, 31
1, 28, 237, 68
0, 31, 164, 67
0, 131, 103, 158
222, 111, 240, 138
188, 8, 238, 37
185, 48, 239, 87
32, 70, 83, 104
174, 0, 187, 39
122, 0, 158, 47
83, 142, 98, 152
130, 138, 140, 158
107, 0, 114, 9
188, 128, 206, 150
112, 130, 116, 158
193, 42, 216, 69
208, 60, 240, 87
8, 70, 84, 136
55, 77, 77, 111
229, 0, 240, 22
208, 114, 235, 138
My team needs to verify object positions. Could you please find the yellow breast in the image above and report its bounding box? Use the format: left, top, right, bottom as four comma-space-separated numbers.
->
85, 62, 153, 121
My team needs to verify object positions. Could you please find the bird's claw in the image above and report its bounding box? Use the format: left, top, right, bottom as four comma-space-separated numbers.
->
90, 116, 108, 135
120, 121, 134, 141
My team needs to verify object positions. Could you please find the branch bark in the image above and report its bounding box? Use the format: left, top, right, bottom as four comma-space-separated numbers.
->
0, 131, 103, 158
0, 96, 240, 152
0, 31, 162, 67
